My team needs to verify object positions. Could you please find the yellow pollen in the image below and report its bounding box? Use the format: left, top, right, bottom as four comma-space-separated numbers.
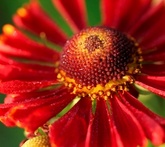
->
57, 69, 138, 100
2, 24, 15, 35
91, 93, 97, 99
17, 7, 27, 17
98, 91, 104, 96
106, 91, 111, 96
103, 95, 108, 100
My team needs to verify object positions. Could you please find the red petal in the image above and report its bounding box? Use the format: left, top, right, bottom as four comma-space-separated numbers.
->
0, 66, 56, 81
136, 75, 165, 97
87, 99, 123, 147
138, 4, 165, 46
0, 52, 56, 71
52, 0, 87, 33
110, 95, 147, 147
141, 35, 165, 50
120, 92, 165, 146
141, 63, 165, 76
0, 87, 75, 132
101, 0, 118, 27
4, 86, 67, 103
0, 53, 57, 81
130, 1, 165, 39
123, 92, 165, 125
101, 0, 151, 31
49, 97, 92, 147
13, 2, 67, 46
0, 64, 57, 81
0, 80, 57, 94
0, 65, 57, 82
1, 25, 60, 62
143, 51, 165, 62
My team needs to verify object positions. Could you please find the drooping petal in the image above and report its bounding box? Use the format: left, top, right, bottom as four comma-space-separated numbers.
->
120, 92, 165, 146
130, 1, 165, 40
142, 51, 165, 62
140, 19, 165, 49
122, 92, 165, 125
86, 99, 123, 147
141, 63, 165, 76
136, 75, 165, 98
110, 95, 147, 147
0, 53, 57, 81
101, 0, 118, 27
0, 87, 75, 132
101, 0, 151, 31
52, 0, 87, 33
0, 63, 57, 82
0, 25, 60, 63
0, 80, 57, 94
4, 86, 67, 103
13, 1, 67, 46
49, 97, 92, 147
141, 35, 165, 50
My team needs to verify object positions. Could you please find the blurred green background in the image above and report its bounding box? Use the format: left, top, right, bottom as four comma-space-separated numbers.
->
0, 0, 165, 146
0, 0, 28, 30
0, 1, 28, 146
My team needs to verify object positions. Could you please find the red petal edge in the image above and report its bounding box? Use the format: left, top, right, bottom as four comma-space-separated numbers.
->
0, 87, 75, 132
52, 0, 87, 33
120, 92, 165, 145
13, 1, 67, 46
110, 95, 147, 147
49, 97, 92, 147
136, 75, 165, 98
86, 99, 123, 147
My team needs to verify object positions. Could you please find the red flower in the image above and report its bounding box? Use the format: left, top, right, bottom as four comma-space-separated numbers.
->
0, 0, 165, 147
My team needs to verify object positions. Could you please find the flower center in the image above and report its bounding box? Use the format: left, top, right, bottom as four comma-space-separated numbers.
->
58, 27, 142, 99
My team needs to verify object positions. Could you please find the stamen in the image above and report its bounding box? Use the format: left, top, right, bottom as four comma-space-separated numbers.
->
17, 7, 27, 17
2, 24, 15, 35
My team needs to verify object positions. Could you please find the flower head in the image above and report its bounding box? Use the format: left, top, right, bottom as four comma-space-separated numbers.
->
58, 27, 141, 99
0, 0, 165, 147
21, 135, 50, 147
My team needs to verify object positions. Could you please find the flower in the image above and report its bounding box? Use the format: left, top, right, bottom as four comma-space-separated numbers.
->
21, 135, 50, 147
0, 0, 165, 147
